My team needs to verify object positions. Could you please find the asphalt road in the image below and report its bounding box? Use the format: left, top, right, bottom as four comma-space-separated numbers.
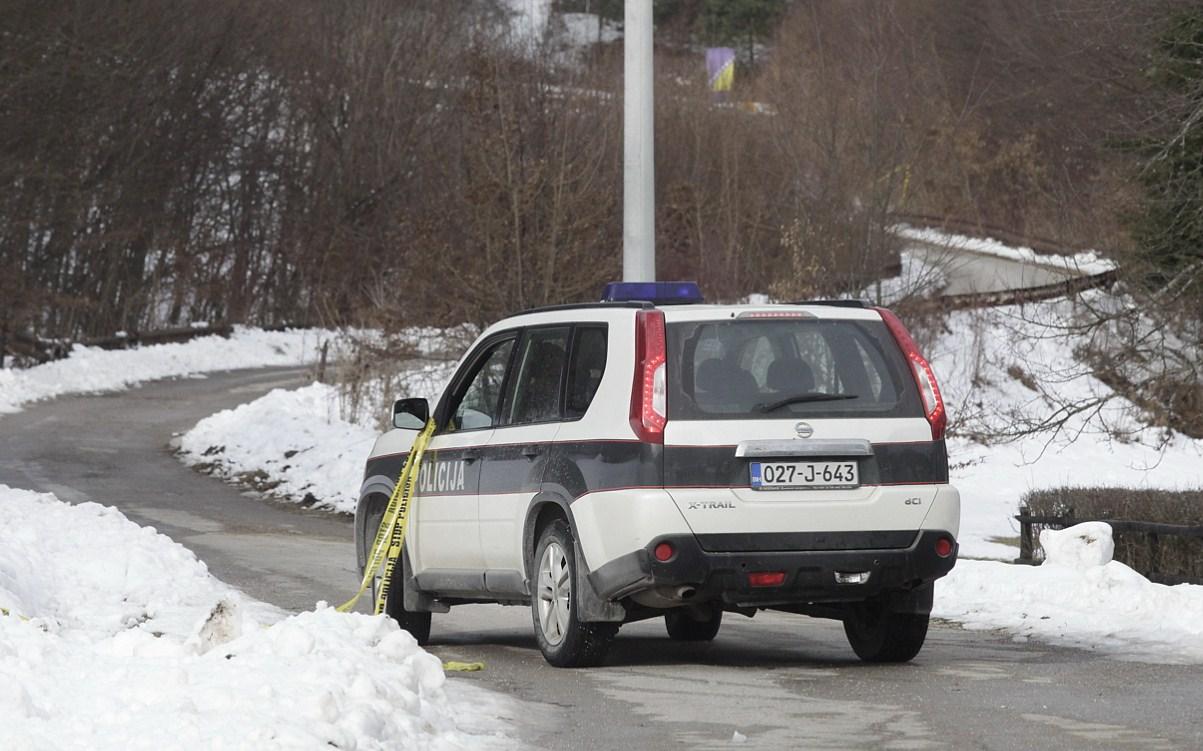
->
1, 367, 1200, 750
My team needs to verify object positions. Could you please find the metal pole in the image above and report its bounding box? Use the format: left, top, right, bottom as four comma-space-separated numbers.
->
623, 0, 655, 282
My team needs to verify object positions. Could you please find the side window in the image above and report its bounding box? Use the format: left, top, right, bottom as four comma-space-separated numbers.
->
505, 327, 570, 426
447, 338, 515, 432
566, 326, 607, 419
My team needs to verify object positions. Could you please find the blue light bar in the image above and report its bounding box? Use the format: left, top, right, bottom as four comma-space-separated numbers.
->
602, 281, 704, 305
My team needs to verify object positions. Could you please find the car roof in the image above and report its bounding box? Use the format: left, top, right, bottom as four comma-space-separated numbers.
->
657, 304, 882, 323
487, 301, 882, 335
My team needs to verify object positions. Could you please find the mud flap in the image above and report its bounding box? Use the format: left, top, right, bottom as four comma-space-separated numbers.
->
886, 581, 934, 615
574, 540, 626, 623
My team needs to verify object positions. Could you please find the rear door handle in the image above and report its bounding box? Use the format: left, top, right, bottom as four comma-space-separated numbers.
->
462, 448, 481, 464
521, 445, 541, 460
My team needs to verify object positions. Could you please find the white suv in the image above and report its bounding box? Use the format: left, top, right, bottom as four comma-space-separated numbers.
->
356, 283, 959, 667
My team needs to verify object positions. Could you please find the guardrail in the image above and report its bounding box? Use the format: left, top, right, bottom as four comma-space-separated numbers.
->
900, 267, 1119, 314
1015, 507, 1203, 585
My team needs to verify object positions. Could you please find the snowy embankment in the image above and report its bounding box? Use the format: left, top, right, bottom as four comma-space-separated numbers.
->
178, 383, 381, 515
177, 359, 454, 515
930, 298, 1203, 559
935, 522, 1203, 664
870, 229, 1203, 559
0, 327, 339, 415
0, 485, 513, 749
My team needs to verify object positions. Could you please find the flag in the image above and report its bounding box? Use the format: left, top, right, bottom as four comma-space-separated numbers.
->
707, 47, 735, 93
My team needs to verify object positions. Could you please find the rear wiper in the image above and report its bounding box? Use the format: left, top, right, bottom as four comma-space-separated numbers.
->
754, 392, 859, 413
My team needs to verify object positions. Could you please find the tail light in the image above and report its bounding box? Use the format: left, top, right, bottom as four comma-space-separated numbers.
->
748, 571, 786, 587
630, 310, 667, 443
934, 536, 955, 558
875, 307, 947, 440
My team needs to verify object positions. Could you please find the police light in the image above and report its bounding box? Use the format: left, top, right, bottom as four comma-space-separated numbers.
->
602, 281, 703, 305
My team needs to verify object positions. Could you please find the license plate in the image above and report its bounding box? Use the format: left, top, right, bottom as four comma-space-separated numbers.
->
750, 461, 859, 490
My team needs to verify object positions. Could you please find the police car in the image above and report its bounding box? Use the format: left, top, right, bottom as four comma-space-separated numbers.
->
356, 282, 959, 667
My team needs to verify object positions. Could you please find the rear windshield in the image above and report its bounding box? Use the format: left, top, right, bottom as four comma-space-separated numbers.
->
666, 318, 923, 420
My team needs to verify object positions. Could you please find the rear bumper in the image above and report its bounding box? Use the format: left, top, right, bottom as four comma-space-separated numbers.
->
588, 529, 957, 607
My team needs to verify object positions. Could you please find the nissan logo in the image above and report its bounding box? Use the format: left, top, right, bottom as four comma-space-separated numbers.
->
794, 422, 814, 439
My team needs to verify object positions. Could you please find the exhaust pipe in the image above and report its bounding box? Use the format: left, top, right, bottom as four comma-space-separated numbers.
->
676, 586, 697, 600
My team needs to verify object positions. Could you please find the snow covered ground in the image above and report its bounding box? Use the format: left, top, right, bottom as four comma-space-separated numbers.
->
0, 485, 516, 749
0, 327, 339, 416
857, 238, 1203, 559
934, 522, 1203, 664
931, 298, 1203, 559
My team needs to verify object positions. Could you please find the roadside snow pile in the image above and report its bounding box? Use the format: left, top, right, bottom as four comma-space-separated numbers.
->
931, 298, 1203, 559
0, 327, 339, 416
178, 383, 379, 514
0, 485, 512, 749
935, 523, 1203, 663
178, 360, 454, 513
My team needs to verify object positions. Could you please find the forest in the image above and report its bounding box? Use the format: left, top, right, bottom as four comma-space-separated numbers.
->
1, 0, 1199, 348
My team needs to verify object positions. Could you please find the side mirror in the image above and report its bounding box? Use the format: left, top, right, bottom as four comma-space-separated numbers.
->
392, 398, 429, 430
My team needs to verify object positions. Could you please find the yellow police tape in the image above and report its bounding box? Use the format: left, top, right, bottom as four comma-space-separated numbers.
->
338, 419, 435, 615
335, 420, 484, 673
0, 606, 30, 622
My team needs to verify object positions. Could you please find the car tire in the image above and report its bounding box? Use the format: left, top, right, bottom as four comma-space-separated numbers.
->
842, 599, 928, 663
531, 519, 617, 667
664, 606, 722, 641
363, 503, 432, 645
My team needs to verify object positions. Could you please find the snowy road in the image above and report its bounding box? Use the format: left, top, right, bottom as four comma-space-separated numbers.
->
2, 368, 1201, 750
0, 367, 355, 612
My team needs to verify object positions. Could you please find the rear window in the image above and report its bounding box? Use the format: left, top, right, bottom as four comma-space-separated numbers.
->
666, 318, 922, 420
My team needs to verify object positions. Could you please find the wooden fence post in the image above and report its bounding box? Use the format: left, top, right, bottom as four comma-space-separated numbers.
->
1016, 505, 1033, 564
317, 340, 329, 382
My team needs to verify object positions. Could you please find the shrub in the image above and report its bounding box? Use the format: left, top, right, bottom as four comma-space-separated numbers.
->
1021, 486, 1203, 583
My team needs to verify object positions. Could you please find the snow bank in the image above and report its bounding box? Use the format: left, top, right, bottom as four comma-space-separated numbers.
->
935, 523, 1203, 663
0, 327, 339, 416
178, 383, 380, 514
178, 356, 454, 513
0, 485, 512, 749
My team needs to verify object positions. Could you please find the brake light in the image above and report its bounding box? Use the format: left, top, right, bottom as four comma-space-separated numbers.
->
875, 307, 947, 440
736, 311, 814, 319
630, 310, 667, 443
